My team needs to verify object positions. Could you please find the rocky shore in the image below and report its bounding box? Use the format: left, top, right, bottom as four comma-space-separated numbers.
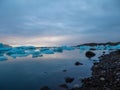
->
79, 50, 120, 90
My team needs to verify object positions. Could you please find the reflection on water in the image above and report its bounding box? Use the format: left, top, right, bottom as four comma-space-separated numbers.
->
0, 49, 109, 90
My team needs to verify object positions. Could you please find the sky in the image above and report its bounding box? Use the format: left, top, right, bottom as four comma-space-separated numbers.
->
0, 0, 120, 46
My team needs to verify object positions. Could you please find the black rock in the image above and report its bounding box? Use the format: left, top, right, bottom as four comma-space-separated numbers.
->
85, 51, 96, 58
59, 84, 68, 89
71, 87, 81, 90
75, 62, 83, 66
63, 69, 67, 72
40, 86, 50, 90
65, 77, 74, 83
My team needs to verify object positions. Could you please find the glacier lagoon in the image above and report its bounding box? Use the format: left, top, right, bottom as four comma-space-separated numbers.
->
0, 43, 119, 90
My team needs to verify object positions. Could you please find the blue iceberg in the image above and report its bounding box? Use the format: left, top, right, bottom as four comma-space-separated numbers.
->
0, 56, 8, 61
32, 51, 43, 58
53, 47, 63, 53
41, 49, 54, 54
79, 46, 91, 51
6, 48, 29, 58
61, 46, 75, 50
16, 46, 36, 50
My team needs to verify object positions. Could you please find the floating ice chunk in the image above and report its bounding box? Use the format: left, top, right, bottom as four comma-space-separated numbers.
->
0, 47, 12, 51
16, 46, 36, 50
95, 45, 105, 50
32, 51, 43, 58
0, 56, 8, 61
116, 44, 120, 49
53, 47, 63, 53
6, 48, 25, 56
105, 45, 111, 50
79, 46, 91, 51
6, 48, 29, 58
0, 43, 12, 54
0, 43, 4, 47
0, 43, 9, 48
10, 53, 29, 59
109, 44, 120, 50
109, 46, 117, 50
40, 48, 49, 52
61, 46, 75, 50
41, 49, 54, 54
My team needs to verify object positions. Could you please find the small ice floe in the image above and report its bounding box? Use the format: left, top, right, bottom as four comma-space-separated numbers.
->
0, 43, 12, 53
16, 46, 36, 50
40, 48, 49, 52
61, 46, 75, 50
79, 46, 91, 51
116, 44, 120, 49
95, 45, 105, 50
105, 45, 111, 50
0, 56, 8, 61
0, 47, 12, 52
109, 44, 120, 50
53, 47, 63, 53
6, 48, 25, 55
6, 48, 29, 58
32, 51, 43, 58
41, 49, 54, 54
10, 53, 29, 59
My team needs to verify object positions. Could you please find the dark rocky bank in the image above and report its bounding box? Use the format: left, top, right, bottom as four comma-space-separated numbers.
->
77, 42, 120, 47
79, 50, 120, 90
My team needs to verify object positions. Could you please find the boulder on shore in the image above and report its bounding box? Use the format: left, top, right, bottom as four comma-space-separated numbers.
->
85, 51, 96, 58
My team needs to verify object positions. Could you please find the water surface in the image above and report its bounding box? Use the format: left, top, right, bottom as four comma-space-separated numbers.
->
0, 49, 106, 90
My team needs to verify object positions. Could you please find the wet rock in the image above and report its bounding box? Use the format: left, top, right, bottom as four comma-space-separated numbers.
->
75, 62, 83, 66
59, 84, 68, 89
80, 50, 120, 90
65, 77, 74, 83
40, 86, 50, 90
103, 51, 105, 54
85, 51, 96, 58
63, 69, 67, 72
71, 87, 81, 90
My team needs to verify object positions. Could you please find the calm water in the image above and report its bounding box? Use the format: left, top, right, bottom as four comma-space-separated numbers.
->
0, 49, 108, 90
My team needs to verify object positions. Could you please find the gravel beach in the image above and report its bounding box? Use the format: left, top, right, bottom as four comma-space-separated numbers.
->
79, 50, 120, 90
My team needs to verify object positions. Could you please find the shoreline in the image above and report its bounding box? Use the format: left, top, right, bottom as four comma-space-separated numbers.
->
78, 50, 120, 90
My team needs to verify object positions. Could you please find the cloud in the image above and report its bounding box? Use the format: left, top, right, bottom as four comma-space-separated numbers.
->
0, 0, 120, 46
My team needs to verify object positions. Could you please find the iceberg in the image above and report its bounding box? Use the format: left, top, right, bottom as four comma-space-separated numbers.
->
79, 46, 91, 51
40, 48, 49, 52
32, 51, 43, 58
0, 43, 12, 54
116, 44, 120, 49
10, 53, 29, 59
41, 49, 54, 54
6, 48, 26, 55
0, 47, 12, 51
53, 47, 63, 53
105, 45, 113, 50
95, 45, 105, 50
109, 44, 120, 50
61, 46, 75, 50
0, 56, 8, 61
6, 48, 29, 58
16, 46, 36, 50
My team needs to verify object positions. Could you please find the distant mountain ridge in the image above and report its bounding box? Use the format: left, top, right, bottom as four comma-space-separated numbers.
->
76, 42, 120, 47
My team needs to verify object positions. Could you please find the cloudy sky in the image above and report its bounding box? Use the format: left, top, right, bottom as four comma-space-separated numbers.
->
0, 0, 120, 46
